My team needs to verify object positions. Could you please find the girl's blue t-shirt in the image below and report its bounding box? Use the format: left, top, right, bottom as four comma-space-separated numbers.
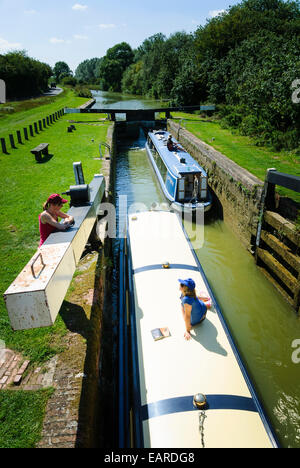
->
181, 295, 206, 326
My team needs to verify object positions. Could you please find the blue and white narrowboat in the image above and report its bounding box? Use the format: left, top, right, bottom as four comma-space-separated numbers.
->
146, 130, 212, 214
122, 210, 278, 448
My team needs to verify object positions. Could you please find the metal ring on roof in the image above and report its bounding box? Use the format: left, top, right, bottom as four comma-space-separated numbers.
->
193, 393, 207, 409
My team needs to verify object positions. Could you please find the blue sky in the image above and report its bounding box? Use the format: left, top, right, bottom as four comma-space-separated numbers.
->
0, 0, 240, 72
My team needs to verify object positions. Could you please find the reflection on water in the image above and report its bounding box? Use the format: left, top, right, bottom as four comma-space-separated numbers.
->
91, 90, 165, 111
113, 125, 300, 448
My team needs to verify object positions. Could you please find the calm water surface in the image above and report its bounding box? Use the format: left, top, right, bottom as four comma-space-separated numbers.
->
91, 90, 165, 114
104, 92, 300, 447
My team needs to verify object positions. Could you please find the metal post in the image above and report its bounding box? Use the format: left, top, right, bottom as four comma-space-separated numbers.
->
73, 162, 85, 185
29, 125, 34, 137
16, 130, 22, 144
1, 137, 7, 154
23, 128, 28, 140
255, 168, 276, 256
9, 134, 16, 149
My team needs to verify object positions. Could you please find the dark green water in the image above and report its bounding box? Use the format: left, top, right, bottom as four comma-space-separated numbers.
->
103, 91, 300, 448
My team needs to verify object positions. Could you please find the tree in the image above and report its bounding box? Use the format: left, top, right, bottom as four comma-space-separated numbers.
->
98, 42, 134, 92
0, 50, 52, 99
75, 58, 102, 83
53, 61, 72, 82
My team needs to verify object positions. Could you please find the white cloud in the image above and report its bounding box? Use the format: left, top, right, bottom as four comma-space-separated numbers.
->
209, 9, 226, 18
50, 37, 65, 44
50, 37, 72, 44
73, 34, 88, 40
98, 23, 116, 29
24, 9, 37, 15
72, 3, 88, 11
0, 37, 22, 52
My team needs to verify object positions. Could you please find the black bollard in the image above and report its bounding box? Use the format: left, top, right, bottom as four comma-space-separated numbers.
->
1, 137, 7, 154
23, 128, 29, 140
16, 130, 22, 144
29, 124, 34, 137
9, 134, 16, 149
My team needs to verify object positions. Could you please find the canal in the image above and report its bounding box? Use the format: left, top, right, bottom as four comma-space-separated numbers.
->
93, 91, 300, 448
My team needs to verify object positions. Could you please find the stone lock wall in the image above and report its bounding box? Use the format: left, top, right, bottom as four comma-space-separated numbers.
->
168, 120, 264, 250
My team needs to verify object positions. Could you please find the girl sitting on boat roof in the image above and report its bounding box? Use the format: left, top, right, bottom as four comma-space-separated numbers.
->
167, 135, 179, 151
167, 134, 186, 153
178, 278, 210, 340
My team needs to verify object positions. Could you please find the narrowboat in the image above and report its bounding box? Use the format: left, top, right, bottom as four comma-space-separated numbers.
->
121, 210, 279, 448
145, 130, 212, 214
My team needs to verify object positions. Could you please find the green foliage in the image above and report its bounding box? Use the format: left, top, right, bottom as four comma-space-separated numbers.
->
74, 85, 92, 98
75, 57, 103, 83
0, 51, 52, 100
193, 0, 300, 151
53, 61, 72, 82
121, 31, 198, 104
61, 76, 77, 87
121, 0, 300, 151
98, 42, 134, 92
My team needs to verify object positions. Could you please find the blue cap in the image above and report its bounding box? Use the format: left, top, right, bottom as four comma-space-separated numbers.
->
178, 278, 196, 290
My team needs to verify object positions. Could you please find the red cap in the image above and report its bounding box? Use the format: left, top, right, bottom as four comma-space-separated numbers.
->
47, 193, 68, 204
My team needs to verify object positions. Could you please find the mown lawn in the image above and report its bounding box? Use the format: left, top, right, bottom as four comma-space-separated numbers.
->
0, 389, 53, 448
171, 113, 300, 205
0, 87, 87, 135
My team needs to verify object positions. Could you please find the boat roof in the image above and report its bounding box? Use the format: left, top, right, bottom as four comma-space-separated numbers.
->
127, 210, 276, 448
149, 130, 207, 178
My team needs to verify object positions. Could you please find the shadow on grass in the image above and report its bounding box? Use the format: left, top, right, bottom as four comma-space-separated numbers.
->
35, 154, 54, 164
59, 247, 115, 448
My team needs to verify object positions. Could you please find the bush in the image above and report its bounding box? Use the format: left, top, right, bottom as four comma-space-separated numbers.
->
74, 85, 92, 98
61, 76, 77, 87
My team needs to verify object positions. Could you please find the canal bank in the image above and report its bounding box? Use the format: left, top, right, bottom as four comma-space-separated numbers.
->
36, 122, 116, 448
167, 119, 264, 250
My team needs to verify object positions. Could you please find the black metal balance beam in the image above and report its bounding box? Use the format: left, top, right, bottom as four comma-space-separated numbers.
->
267, 170, 300, 193
64, 105, 215, 115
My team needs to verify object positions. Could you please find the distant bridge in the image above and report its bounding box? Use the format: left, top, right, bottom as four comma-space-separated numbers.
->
64, 105, 216, 121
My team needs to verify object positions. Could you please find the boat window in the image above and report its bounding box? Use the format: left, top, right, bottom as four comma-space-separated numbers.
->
176, 174, 207, 202
152, 147, 168, 181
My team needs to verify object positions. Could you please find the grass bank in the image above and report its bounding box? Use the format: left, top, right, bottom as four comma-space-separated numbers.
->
0, 90, 110, 446
171, 113, 300, 205
0, 389, 53, 448
0, 87, 87, 135
0, 112, 109, 361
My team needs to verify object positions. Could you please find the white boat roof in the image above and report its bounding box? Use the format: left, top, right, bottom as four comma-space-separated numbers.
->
127, 210, 276, 448
149, 130, 207, 178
